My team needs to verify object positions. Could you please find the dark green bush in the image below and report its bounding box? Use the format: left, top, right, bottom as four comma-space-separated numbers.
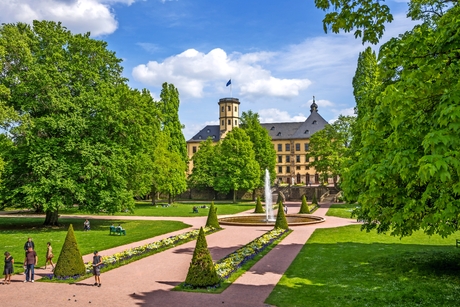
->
184, 227, 220, 287
54, 224, 86, 278
274, 202, 289, 230
299, 195, 310, 214
205, 202, 221, 229
254, 196, 265, 213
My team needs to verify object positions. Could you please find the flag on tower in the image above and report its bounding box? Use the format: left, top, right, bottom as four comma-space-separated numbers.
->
226, 79, 232, 87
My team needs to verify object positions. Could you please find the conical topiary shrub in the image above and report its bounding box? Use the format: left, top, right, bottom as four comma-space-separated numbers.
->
54, 224, 86, 278
205, 202, 221, 229
276, 192, 283, 205
312, 191, 318, 205
254, 196, 264, 213
185, 227, 220, 287
299, 195, 310, 214
274, 202, 289, 230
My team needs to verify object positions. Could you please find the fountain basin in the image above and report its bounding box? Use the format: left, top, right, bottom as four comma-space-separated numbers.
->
218, 214, 325, 226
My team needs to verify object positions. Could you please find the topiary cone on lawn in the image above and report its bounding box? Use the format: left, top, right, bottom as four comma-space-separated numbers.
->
185, 227, 220, 287
254, 196, 265, 213
299, 195, 310, 214
205, 202, 221, 229
54, 224, 86, 278
274, 202, 289, 230
312, 191, 318, 205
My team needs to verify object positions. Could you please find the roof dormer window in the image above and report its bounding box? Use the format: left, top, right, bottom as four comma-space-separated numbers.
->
277, 132, 281, 136
270, 126, 275, 130
212, 135, 216, 139
206, 129, 210, 133
304, 130, 309, 134
198, 135, 202, 139
312, 120, 317, 125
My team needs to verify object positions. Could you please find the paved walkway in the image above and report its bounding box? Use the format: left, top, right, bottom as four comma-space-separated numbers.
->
0, 202, 358, 307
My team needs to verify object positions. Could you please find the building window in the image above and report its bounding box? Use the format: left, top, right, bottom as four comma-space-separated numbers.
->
228, 119, 231, 125
198, 135, 202, 139
277, 132, 281, 136
305, 143, 309, 151
206, 129, 210, 133
312, 120, 317, 124
228, 106, 231, 111
285, 144, 290, 151
286, 166, 290, 173
296, 166, 300, 170
278, 166, 282, 173
235, 106, 237, 112
278, 155, 282, 163
221, 106, 224, 112
295, 143, 300, 151
221, 120, 224, 126
235, 120, 237, 125
286, 155, 290, 163
304, 129, 309, 134
270, 126, 275, 130
277, 144, 282, 151
296, 155, 300, 163
212, 135, 216, 139
192, 146, 197, 153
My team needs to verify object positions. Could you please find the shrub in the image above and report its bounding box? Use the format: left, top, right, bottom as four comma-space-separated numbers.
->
274, 202, 289, 230
254, 196, 265, 213
184, 227, 221, 287
54, 224, 86, 278
276, 192, 284, 205
205, 202, 221, 229
312, 192, 318, 205
299, 195, 310, 214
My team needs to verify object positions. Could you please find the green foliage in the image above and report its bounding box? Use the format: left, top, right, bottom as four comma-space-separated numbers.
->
184, 227, 221, 287
205, 202, 221, 229
345, 5, 460, 238
312, 192, 318, 205
274, 202, 289, 230
214, 128, 260, 202
299, 195, 310, 214
240, 110, 277, 186
254, 196, 265, 213
54, 224, 85, 278
188, 138, 216, 190
276, 192, 283, 205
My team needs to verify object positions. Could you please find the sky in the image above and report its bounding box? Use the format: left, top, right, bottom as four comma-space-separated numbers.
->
0, 0, 417, 140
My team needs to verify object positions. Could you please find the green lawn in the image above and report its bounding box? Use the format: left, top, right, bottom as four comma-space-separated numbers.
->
266, 225, 460, 307
59, 201, 255, 217
0, 217, 190, 274
325, 203, 358, 219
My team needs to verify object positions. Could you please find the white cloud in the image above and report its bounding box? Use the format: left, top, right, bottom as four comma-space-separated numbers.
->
0, 0, 136, 36
132, 48, 311, 99
258, 108, 307, 123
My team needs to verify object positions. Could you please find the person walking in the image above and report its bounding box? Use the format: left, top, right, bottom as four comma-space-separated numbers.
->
3, 251, 14, 285
92, 251, 102, 287
24, 247, 38, 283
45, 242, 55, 271
24, 238, 34, 254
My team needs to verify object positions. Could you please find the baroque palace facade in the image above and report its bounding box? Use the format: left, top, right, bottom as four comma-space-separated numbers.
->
186, 97, 328, 185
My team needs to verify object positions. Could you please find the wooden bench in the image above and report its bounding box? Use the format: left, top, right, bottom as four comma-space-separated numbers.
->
456, 239, 460, 248
109, 226, 126, 236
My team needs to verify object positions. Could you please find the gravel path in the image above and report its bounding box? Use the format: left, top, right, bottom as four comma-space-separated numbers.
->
0, 202, 358, 307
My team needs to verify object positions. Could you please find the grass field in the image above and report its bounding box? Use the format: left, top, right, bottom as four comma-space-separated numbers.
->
58, 201, 255, 217
325, 203, 358, 219
266, 225, 460, 307
0, 217, 190, 274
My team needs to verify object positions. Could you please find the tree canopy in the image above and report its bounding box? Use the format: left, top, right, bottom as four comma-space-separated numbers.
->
341, 3, 460, 237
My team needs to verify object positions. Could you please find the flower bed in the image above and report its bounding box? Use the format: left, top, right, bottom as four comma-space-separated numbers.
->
215, 228, 289, 279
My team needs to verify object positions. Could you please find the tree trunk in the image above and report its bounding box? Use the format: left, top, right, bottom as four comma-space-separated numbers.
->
43, 210, 59, 226
151, 185, 156, 206
168, 193, 172, 204
252, 189, 256, 201
233, 189, 236, 203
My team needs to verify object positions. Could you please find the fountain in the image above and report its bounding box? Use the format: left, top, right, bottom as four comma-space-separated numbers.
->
264, 169, 275, 222
218, 169, 325, 226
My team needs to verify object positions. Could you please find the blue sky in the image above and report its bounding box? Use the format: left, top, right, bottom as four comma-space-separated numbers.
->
1, 0, 416, 139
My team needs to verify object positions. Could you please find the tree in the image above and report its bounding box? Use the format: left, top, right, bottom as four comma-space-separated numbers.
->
254, 196, 265, 213
240, 111, 277, 188
344, 4, 460, 237
307, 115, 355, 185
205, 202, 221, 229
214, 128, 260, 203
299, 195, 310, 214
274, 202, 289, 230
184, 227, 220, 287
188, 138, 217, 190
0, 21, 157, 224
54, 224, 86, 278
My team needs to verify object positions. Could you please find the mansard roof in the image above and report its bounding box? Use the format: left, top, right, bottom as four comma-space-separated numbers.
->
188, 125, 221, 142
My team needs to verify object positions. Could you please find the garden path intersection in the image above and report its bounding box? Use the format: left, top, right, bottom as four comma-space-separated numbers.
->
0, 202, 357, 307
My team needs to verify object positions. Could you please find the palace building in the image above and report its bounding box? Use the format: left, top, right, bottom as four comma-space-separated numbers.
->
186, 97, 328, 185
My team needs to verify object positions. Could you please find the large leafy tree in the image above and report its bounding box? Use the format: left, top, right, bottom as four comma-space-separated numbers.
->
0, 21, 158, 224
307, 115, 355, 185
214, 128, 260, 203
188, 138, 217, 190
342, 3, 460, 237
240, 110, 277, 188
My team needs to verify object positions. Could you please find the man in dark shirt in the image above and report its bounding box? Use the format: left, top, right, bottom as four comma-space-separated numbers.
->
24, 237, 35, 252
24, 247, 38, 282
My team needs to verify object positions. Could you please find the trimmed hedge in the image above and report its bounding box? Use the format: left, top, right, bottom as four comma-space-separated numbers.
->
54, 224, 86, 278
274, 202, 289, 230
184, 227, 221, 287
254, 196, 265, 213
299, 194, 310, 214
205, 202, 221, 229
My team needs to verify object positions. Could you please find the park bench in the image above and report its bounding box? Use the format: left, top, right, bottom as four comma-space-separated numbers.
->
456, 239, 460, 248
109, 225, 126, 236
